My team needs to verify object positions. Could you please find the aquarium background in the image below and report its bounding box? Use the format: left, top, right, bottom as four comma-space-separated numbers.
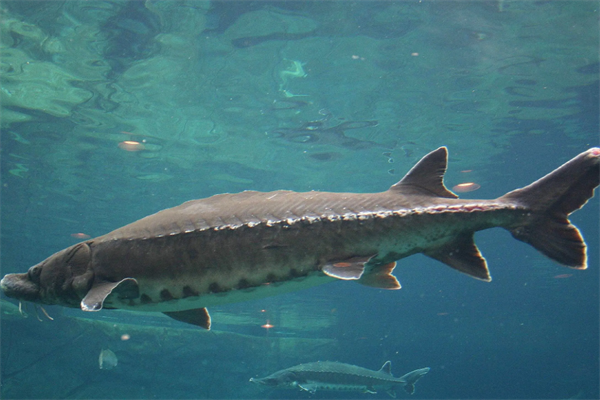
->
0, 1, 598, 399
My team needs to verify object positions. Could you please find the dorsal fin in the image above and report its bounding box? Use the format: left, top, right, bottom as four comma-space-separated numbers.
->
389, 147, 458, 199
379, 361, 393, 375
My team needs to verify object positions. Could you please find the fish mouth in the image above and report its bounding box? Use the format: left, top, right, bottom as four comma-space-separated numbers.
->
249, 378, 267, 386
1, 273, 41, 303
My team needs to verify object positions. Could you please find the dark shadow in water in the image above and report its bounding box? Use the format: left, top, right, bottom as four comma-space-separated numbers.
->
101, 2, 161, 76
270, 119, 396, 150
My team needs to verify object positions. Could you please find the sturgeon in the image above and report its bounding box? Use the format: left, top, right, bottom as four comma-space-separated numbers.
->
1, 147, 599, 329
250, 361, 430, 397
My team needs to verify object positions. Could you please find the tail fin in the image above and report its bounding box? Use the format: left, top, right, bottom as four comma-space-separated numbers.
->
499, 148, 600, 269
398, 367, 430, 395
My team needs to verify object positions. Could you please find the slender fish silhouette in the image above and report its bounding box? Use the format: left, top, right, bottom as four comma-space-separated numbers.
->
250, 361, 430, 397
2, 147, 598, 328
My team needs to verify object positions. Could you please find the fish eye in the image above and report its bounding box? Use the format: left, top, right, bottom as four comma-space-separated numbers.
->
28, 265, 42, 282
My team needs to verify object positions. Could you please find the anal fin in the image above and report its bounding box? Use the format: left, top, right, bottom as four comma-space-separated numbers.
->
164, 308, 211, 330
424, 234, 491, 281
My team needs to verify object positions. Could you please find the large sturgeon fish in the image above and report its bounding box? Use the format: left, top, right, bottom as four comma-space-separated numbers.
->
1, 147, 599, 329
250, 361, 430, 397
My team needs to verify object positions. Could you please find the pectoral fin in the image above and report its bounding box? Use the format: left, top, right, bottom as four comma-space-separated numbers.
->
297, 383, 317, 394
81, 278, 139, 311
164, 308, 211, 330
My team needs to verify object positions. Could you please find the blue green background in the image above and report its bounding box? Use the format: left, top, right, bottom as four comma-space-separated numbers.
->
1, 1, 598, 399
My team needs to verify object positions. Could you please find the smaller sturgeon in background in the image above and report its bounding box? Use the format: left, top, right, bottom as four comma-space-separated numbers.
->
1, 147, 599, 329
250, 361, 430, 397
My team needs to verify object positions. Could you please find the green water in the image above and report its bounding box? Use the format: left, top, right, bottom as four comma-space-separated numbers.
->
1, 1, 598, 399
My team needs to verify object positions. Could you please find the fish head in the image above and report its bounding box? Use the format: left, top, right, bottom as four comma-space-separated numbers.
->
250, 370, 301, 388
1, 242, 94, 308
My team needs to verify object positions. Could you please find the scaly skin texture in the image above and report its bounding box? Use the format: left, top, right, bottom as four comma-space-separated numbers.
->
89, 195, 521, 311
1, 147, 598, 326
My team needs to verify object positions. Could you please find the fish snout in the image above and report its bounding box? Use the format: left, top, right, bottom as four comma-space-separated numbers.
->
249, 377, 270, 386
1, 273, 41, 303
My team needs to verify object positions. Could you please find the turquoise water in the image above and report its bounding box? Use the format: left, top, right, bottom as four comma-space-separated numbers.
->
1, 1, 598, 399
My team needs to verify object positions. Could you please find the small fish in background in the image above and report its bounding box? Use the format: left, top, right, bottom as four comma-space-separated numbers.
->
250, 361, 430, 397
99, 349, 118, 370
553, 274, 573, 279
70, 233, 90, 240
452, 182, 481, 193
